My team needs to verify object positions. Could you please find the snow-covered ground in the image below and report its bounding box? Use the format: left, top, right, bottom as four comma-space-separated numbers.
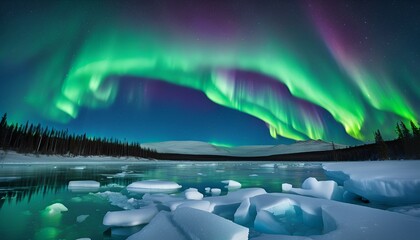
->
142, 140, 345, 157
0, 150, 148, 164
323, 161, 420, 205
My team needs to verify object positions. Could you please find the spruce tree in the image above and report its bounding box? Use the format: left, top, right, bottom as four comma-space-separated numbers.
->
410, 121, 420, 138
400, 121, 411, 139
374, 130, 384, 143
396, 123, 403, 139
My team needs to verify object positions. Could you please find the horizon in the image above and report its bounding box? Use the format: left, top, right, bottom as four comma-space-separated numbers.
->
1, 1, 419, 146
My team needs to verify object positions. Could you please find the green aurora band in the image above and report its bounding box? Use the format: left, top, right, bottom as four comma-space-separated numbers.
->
2, 1, 419, 144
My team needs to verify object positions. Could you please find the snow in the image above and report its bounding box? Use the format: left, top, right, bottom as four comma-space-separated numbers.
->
235, 193, 420, 239
142, 140, 345, 157
0, 150, 148, 164
282, 177, 344, 201
102, 207, 159, 227
388, 204, 420, 218
323, 161, 420, 205
127, 180, 182, 193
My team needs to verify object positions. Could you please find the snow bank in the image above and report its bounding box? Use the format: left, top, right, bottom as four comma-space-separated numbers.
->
103, 207, 158, 227
235, 193, 420, 239
323, 161, 420, 205
282, 177, 344, 201
127, 180, 182, 193
388, 204, 420, 218
142, 140, 344, 157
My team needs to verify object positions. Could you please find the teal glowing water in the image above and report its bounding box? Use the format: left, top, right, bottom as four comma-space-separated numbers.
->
0, 161, 327, 239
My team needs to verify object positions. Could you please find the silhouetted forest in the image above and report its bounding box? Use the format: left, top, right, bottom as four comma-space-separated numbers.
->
0, 113, 158, 158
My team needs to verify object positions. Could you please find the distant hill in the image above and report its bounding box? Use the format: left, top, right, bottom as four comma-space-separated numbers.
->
142, 140, 346, 157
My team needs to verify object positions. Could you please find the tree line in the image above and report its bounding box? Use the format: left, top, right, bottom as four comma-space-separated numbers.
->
374, 120, 420, 160
0, 113, 158, 158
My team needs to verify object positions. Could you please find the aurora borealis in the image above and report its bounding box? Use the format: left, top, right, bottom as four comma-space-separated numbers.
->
0, 0, 419, 145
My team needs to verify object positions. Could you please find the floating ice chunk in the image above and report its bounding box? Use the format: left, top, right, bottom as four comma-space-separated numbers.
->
388, 204, 420, 218
184, 188, 203, 200
282, 177, 344, 201
95, 191, 141, 209
205, 187, 211, 193
126, 211, 185, 240
103, 207, 158, 227
69, 180, 100, 188
173, 207, 249, 240
127, 180, 182, 193
44, 203, 68, 216
222, 180, 241, 190
282, 183, 292, 192
68, 180, 100, 192
323, 161, 420, 205
260, 163, 275, 168
76, 215, 89, 223
142, 193, 182, 204
71, 166, 86, 170
211, 188, 221, 196
249, 174, 258, 177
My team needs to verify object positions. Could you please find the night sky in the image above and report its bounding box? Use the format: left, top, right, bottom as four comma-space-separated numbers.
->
0, 0, 419, 146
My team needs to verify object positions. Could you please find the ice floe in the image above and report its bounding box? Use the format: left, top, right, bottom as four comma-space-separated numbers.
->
127, 180, 182, 193
44, 203, 68, 215
184, 188, 204, 200
68, 180, 100, 189
282, 177, 344, 201
235, 193, 420, 239
127, 208, 248, 240
323, 161, 420, 205
388, 204, 420, 218
76, 215, 89, 223
222, 180, 242, 190
103, 207, 159, 227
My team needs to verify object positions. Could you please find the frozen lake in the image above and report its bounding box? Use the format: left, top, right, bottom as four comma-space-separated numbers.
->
0, 160, 327, 239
